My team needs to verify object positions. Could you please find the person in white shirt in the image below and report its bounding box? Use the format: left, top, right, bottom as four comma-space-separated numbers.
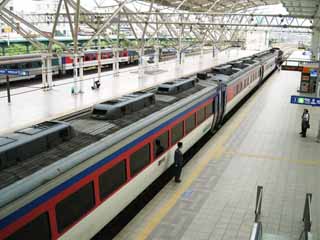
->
300, 109, 310, 138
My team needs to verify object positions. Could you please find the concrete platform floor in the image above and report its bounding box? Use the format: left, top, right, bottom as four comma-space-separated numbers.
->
0, 49, 258, 134
114, 65, 320, 239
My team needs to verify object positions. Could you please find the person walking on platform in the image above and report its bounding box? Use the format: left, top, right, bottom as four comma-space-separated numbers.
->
300, 109, 310, 138
174, 142, 183, 183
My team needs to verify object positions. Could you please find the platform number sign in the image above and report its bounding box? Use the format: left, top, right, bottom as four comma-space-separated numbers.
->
291, 95, 320, 107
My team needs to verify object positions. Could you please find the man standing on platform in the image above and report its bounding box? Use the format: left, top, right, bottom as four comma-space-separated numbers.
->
174, 142, 183, 183
300, 109, 310, 138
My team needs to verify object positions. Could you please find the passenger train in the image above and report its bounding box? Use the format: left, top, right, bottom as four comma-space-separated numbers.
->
0, 48, 282, 240
0, 48, 139, 84
0, 47, 189, 85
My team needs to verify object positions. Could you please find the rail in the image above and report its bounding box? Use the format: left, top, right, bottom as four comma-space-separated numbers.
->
249, 186, 263, 240
300, 193, 313, 240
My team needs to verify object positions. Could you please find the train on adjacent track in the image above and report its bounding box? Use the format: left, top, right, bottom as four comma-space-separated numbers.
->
0, 48, 139, 84
0, 47, 183, 84
0, 48, 283, 240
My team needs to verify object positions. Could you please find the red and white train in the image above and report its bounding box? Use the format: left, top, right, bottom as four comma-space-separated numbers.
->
0, 48, 282, 240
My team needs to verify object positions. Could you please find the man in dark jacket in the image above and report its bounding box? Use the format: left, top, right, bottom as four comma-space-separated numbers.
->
300, 109, 310, 138
174, 142, 183, 183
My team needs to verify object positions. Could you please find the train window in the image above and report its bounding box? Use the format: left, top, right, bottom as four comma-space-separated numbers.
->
205, 103, 213, 117
185, 113, 196, 134
56, 182, 95, 233
99, 160, 127, 200
197, 107, 205, 125
171, 122, 183, 145
6, 212, 51, 240
130, 144, 150, 176
153, 131, 169, 158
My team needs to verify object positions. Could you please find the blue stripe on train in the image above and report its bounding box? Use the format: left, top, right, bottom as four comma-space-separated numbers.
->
0, 93, 216, 230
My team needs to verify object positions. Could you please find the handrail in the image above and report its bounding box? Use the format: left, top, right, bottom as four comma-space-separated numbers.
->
250, 222, 262, 240
300, 193, 312, 240
249, 186, 263, 240
255, 186, 263, 222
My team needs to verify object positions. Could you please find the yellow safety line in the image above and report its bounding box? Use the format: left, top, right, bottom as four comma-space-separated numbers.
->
135, 89, 258, 240
225, 150, 320, 166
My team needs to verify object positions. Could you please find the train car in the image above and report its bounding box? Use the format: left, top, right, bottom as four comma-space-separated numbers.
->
61, 48, 129, 72
0, 49, 139, 84
0, 54, 60, 84
0, 48, 281, 240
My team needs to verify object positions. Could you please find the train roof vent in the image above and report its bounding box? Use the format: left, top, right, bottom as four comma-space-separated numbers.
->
212, 65, 237, 76
156, 77, 196, 95
91, 91, 155, 120
0, 121, 73, 171
229, 61, 248, 69
197, 71, 209, 80
242, 58, 255, 64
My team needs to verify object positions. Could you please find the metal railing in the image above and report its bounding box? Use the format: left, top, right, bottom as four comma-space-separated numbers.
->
249, 186, 263, 240
300, 193, 313, 240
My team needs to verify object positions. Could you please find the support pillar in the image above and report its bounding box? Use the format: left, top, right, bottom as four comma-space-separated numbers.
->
46, 55, 53, 90
97, 34, 101, 81
311, 29, 320, 60
115, 49, 119, 75
72, 55, 79, 94
41, 56, 48, 89
79, 53, 84, 93
155, 45, 159, 69
138, 48, 144, 78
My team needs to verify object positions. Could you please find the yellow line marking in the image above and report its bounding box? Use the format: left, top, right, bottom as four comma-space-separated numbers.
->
136, 86, 259, 240
225, 150, 320, 166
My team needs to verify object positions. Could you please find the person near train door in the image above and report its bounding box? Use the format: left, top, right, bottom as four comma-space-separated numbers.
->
174, 142, 183, 183
300, 109, 310, 138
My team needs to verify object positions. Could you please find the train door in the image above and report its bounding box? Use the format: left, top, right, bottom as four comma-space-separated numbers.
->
259, 66, 264, 82
218, 85, 227, 123
210, 95, 219, 133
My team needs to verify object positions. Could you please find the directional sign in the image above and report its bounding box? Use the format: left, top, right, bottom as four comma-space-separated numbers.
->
0, 69, 29, 76
291, 95, 320, 107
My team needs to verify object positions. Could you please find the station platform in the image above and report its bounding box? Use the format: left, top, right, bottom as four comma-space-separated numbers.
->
0, 49, 257, 134
114, 58, 320, 240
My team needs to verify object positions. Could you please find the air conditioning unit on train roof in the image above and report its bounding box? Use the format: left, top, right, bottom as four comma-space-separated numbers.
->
91, 92, 155, 120
156, 77, 196, 95
242, 58, 255, 64
229, 60, 248, 69
211, 65, 236, 76
0, 121, 73, 171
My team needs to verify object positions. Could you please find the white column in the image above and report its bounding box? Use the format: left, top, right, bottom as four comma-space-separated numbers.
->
138, 49, 144, 78
155, 45, 159, 69
311, 30, 320, 60
97, 35, 101, 81
46, 55, 53, 90
79, 53, 84, 93
115, 48, 119, 75
41, 56, 47, 90
73, 55, 78, 94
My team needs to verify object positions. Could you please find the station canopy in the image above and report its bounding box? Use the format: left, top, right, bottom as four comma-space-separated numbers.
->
143, 0, 319, 17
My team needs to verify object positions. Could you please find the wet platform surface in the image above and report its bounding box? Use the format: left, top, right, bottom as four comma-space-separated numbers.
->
115, 52, 320, 240
0, 49, 257, 134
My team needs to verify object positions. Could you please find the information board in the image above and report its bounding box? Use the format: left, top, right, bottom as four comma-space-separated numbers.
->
291, 95, 320, 107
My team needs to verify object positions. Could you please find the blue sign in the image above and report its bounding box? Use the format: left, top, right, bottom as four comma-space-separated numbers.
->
0, 69, 29, 76
310, 69, 318, 77
291, 95, 320, 107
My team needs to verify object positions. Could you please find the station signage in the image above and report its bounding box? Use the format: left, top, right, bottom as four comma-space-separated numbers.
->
290, 95, 320, 107
0, 69, 29, 76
